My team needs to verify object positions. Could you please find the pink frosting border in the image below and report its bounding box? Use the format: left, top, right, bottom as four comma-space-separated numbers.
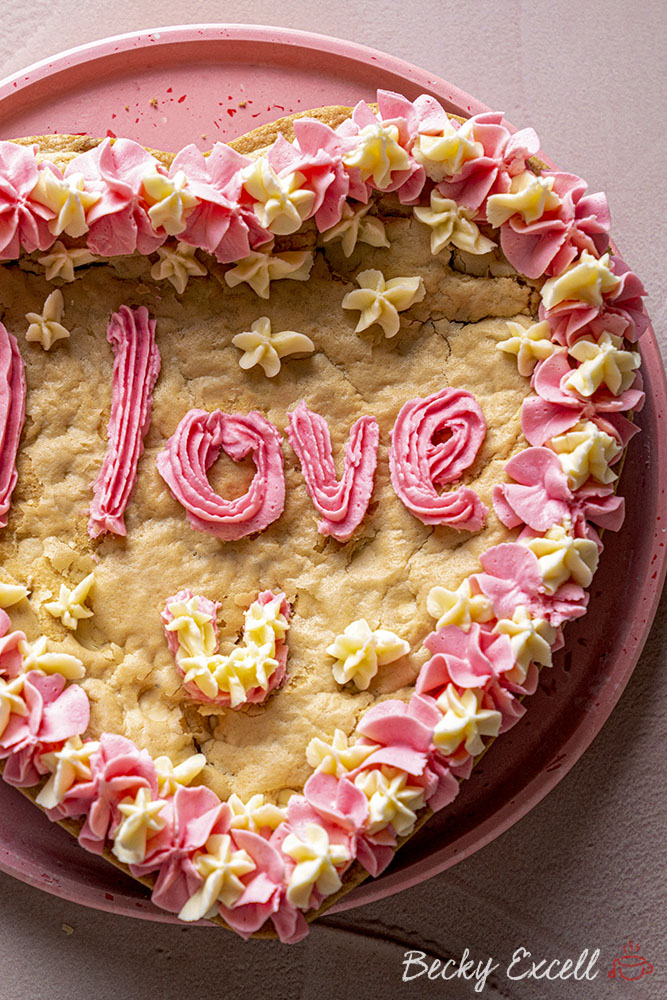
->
0, 89, 649, 942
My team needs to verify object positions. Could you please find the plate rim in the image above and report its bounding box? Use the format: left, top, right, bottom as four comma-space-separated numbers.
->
0, 21, 665, 924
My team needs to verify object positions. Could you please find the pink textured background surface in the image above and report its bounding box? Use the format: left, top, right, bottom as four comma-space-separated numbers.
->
0, 4, 665, 999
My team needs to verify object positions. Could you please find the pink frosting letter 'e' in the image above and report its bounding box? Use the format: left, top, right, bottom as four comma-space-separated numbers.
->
389, 387, 488, 531
156, 409, 285, 541
286, 400, 379, 541
0, 323, 25, 528
88, 306, 161, 538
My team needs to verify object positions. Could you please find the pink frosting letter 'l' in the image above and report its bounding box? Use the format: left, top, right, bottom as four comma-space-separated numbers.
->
88, 305, 161, 538
0, 323, 26, 528
389, 387, 488, 531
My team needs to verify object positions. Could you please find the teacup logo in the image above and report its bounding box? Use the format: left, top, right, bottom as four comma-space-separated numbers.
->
608, 940, 653, 982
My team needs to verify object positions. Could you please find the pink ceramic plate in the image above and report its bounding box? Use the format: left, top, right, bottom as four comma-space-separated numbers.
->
0, 24, 665, 924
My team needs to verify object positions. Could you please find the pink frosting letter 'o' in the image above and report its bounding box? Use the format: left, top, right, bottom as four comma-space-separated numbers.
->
156, 409, 285, 541
389, 387, 488, 531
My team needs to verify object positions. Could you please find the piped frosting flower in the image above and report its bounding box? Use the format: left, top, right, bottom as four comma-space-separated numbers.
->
29, 168, 100, 238
306, 729, 379, 778
36, 736, 101, 809
224, 242, 314, 299
353, 766, 425, 837
497, 319, 555, 376
564, 332, 640, 398
179, 833, 256, 920
241, 159, 315, 236
38, 241, 96, 282
282, 822, 351, 908
426, 578, 493, 631
320, 202, 389, 257
326, 619, 410, 690
0, 674, 27, 737
150, 241, 207, 293
519, 523, 599, 594
232, 316, 314, 377
342, 121, 410, 189
414, 191, 496, 255
412, 117, 483, 181
25, 289, 70, 350
540, 250, 621, 310
486, 171, 562, 227
112, 786, 167, 865
549, 419, 621, 488
141, 168, 198, 235
432, 685, 502, 756
492, 606, 556, 679
342, 269, 425, 338
43, 572, 95, 630
227, 793, 286, 833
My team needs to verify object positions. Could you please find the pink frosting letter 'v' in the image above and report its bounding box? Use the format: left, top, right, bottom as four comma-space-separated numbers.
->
287, 400, 379, 541
389, 387, 488, 531
88, 305, 161, 538
156, 409, 285, 541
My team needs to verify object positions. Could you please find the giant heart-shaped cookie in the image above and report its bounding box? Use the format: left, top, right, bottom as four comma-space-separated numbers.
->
0, 91, 646, 940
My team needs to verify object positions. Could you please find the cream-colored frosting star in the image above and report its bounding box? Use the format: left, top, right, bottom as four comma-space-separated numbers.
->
282, 822, 351, 909
342, 268, 425, 338
232, 316, 314, 378
38, 241, 96, 282
242, 594, 289, 648
426, 578, 493, 631
179, 834, 255, 921
0, 581, 28, 608
414, 191, 496, 256
342, 122, 410, 189
540, 250, 621, 310
166, 593, 289, 706
306, 729, 379, 778
150, 241, 207, 293
142, 169, 198, 235
19, 635, 85, 680
36, 736, 101, 809
242, 159, 315, 235
227, 792, 286, 833
520, 523, 599, 594
486, 171, 562, 228
432, 685, 502, 757
30, 170, 100, 238
25, 289, 70, 351
549, 419, 621, 489
327, 619, 410, 691
0, 675, 27, 737
565, 331, 640, 397
153, 753, 207, 797
112, 787, 168, 865
497, 319, 555, 376
320, 202, 389, 257
353, 766, 425, 837
43, 571, 95, 630
493, 606, 557, 679
224, 242, 314, 299
412, 117, 483, 181
165, 595, 217, 660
